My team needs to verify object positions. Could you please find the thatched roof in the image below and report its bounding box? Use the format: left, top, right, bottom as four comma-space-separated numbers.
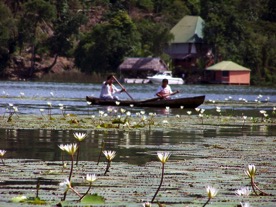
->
206, 61, 251, 71
118, 57, 168, 72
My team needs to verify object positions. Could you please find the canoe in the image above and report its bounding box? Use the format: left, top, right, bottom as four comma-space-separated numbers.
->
86, 95, 205, 108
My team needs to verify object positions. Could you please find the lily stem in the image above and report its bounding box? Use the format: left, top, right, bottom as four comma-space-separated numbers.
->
251, 177, 258, 195
252, 179, 270, 196
79, 183, 92, 201
76, 143, 80, 165
151, 163, 165, 203
63, 154, 74, 201
202, 198, 211, 207
70, 187, 82, 198
104, 160, 111, 175
97, 141, 105, 165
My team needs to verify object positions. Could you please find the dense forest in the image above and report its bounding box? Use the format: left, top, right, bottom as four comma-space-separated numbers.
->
0, 0, 275, 85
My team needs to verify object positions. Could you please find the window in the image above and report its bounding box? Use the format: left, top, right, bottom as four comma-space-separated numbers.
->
222, 71, 229, 77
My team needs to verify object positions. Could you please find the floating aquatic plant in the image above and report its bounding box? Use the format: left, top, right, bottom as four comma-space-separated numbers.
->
0, 149, 7, 165
79, 174, 97, 201
151, 151, 171, 203
5, 104, 18, 122
60, 143, 78, 201
73, 132, 87, 165
203, 186, 218, 206
235, 187, 251, 197
103, 150, 116, 175
245, 164, 270, 196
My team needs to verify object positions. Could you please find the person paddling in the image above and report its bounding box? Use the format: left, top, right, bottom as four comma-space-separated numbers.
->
100, 75, 125, 100
156, 79, 179, 99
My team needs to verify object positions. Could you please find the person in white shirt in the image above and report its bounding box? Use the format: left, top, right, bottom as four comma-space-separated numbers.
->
156, 79, 179, 99
100, 75, 125, 100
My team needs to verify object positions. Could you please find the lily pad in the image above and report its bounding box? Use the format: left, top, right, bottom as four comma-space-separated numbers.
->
80, 194, 105, 204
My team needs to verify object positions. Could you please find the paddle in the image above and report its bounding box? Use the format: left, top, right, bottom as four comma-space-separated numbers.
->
112, 76, 134, 101
140, 91, 179, 103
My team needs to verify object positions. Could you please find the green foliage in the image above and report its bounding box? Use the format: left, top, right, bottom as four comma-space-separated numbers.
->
201, 0, 276, 85
135, 19, 173, 56
0, 2, 16, 75
81, 194, 105, 204
0, 0, 275, 85
75, 10, 140, 73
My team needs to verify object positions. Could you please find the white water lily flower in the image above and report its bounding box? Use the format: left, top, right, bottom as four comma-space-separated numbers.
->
104, 113, 108, 117
59, 179, 71, 192
47, 102, 52, 107
107, 108, 113, 113
91, 115, 95, 119
264, 113, 268, 117
126, 111, 131, 116
103, 150, 116, 161
259, 110, 266, 114
40, 109, 44, 112
117, 115, 121, 119
87, 101, 92, 105
162, 120, 169, 124
165, 106, 170, 111
130, 104, 134, 107
58, 103, 63, 107
86, 174, 97, 183
50, 92, 54, 97
63, 143, 78, 155
180, 106, 184, 109
273, 107, 276, 111
199, 113, 203, 118
73, 132, 87, 142
243, 116, 247, 120
245, 164, 256, 178
157, 152, 171, 164
115, 101, 120, 105
58, 144, 66, 151
0, 150, 7, 157
235, 187, 251, 196
142, 201, 151, 207
200, 109, 205, 113
195, 108, 200, 112
206, 186, 218, 198
20, 92, 25, 97
140, 111, 145, 115
212, 100, 216, 103
9, 103, 13, 107
176, 114, 180, 118
120, 108, 126, 113
240, 202, 252, 207
99, 111, 104, 116
187, 111, 192, 115
13, 106, 18, 112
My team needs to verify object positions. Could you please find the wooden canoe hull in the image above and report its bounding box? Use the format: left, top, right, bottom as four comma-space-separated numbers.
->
86, 95, 205, 108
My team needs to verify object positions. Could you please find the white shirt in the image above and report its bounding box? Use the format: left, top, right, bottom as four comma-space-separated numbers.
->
100, 81, 120, 99
156, 85, 172, 99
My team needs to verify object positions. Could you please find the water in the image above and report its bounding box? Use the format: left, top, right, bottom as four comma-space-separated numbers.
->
0, 81, 275, 115
1, 125, 275, 165
0, 81, 275, 163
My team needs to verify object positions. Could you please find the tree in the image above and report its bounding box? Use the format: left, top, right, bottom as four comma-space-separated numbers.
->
18, 0, 56, 77
0, 2, 16, 76
135, 19, 173, 56
75, 10, 140, 73
45, 0, 86, 71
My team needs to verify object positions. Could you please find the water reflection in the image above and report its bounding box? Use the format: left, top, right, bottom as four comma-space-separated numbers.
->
1, 126, 274, 165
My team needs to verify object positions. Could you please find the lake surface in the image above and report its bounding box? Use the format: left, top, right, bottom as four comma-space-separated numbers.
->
0, 81, 275, 115
0, 81, 275, 163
